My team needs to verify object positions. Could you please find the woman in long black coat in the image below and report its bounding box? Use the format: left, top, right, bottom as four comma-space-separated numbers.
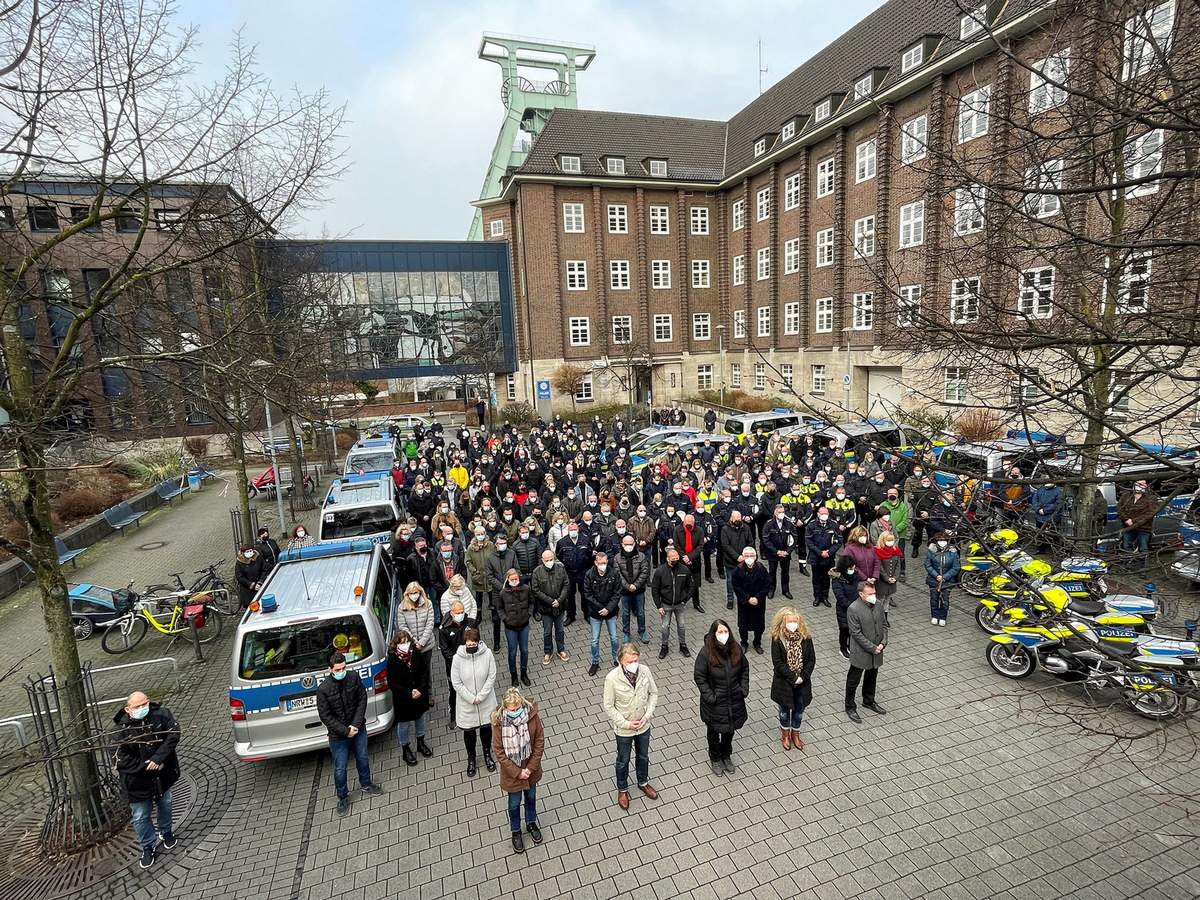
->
387, 629, 434, 767
693, 619, 750, 777
731, 548, 773, 653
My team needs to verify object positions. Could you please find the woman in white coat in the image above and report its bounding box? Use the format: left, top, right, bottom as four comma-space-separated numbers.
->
440, 574, 478, 621
449, 626, 498, 778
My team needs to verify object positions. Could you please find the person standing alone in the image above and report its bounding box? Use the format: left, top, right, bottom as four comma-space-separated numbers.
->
602, 643, 659, 811
112, 691, 181, 869
315, 653, 384, 817
844, 582, 888, 724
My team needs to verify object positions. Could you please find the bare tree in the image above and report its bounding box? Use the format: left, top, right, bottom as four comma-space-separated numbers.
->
551, 362, 587, 413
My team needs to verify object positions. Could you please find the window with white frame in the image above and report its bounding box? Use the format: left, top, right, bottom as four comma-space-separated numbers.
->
855, 139, 877, 183
1118, 252, 1152, 312
852, 291, 874, 329
960, 3, 987, 39
1030, 51, 1070, 114
649, 205, 670, 234
784, 301, 800, 335
612, 315, 632, 344
958, 86, 991, 143
693, 313, 711, 340
811, 364, 827, 394
756, 187, 771, 221
611, 260, 631, 290
691, 206, 710, 234
733, 309, 746, 338
489, 220, 504, 237
951, 277, 981, 324
1123, 0, 1175, 80
730, 363, 742, 387
733, 255, 746, 286
1108, 372, 1131, 414
653, 314, 673, 342
1018, 267, 1055, 318
816, 228, 835, 267
755, 363, 767, 390
756, 247, 771, 280
757, 305, 772, 337
816, 158, 836, 197
607, 204, 628, 233
955, 185, 986, 235
814, 99, 832, 122
944, 366, 969, 404
782, 121, 796, 141
650, 259, 670, 289
1025, 159, 1063, 218
781, 364, 794, 386
784, 238, 800, 274
649, 159, 668, 177
815, 296, 833, 333
854, 74, 874, 101
697, 365, 714, 390
899, 200, 925, 248
606, 158, 626, 176
506, 373, 517, 402
901, 43, 924, 72
732, 199, 745, 231
901, 114, 927, 165
566, 260, 588, 290
692, 259, 711, 288
784, 173, 801, 210
569, 316, 591, 346
1010, 368, 1041, 407
854, 216, 876, 258
561, 155, 581, 173
563, 202, 585, 232
1123, 130, 1164, 198
754, 137, 767, 157
576, 372, 594, 401
897, 284, 922, 327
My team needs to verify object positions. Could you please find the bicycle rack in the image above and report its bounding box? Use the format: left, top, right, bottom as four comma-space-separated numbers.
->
0, 718, 28, 748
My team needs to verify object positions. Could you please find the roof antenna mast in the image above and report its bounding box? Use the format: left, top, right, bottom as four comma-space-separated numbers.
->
757, 38, 768, 95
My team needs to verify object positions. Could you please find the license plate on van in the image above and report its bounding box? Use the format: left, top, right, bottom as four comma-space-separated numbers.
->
284, 694, 317, 713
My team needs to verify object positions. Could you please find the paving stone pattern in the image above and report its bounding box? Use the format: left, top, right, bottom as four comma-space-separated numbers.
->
0, 489, 1197, 900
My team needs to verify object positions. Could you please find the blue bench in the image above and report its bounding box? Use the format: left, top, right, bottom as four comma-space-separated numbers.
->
190, 464, 221, 481
155, 479, 187, 505
103, 501, 146, 534
55, 537, 86, 569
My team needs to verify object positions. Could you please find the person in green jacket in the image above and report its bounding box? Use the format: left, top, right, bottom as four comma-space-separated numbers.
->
876, 488, 910, 577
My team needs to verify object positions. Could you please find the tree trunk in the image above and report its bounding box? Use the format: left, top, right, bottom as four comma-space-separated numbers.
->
229, 387, 253, 546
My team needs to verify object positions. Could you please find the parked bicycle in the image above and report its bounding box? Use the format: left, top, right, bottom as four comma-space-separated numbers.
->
143, 561, 238, 616
100, 583, 223, 653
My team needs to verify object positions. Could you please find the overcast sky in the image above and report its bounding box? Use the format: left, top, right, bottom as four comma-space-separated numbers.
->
175, 0, 886, 241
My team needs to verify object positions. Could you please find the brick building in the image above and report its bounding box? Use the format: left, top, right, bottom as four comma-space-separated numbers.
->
476, 0, 1196, 435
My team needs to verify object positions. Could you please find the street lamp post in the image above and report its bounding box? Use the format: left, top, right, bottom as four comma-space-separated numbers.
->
842, 325, 856, 421
715, 324, 726, 409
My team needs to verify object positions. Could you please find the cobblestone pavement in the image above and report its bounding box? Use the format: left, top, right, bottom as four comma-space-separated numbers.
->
1, 499, 1198, 900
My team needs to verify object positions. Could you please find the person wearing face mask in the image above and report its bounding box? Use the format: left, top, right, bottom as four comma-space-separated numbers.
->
286, 523, 315, 552
1117, 480, 1158, 571
805, 506, 842, 609
112, 690, 181, 869
693, 619, 750, 776
387, 629, 433, 766
652, 547, 694, 659
825, 482, 858, 537
617, 536, 651, 645
532, 549, 570, 664
768, 608, 815, 751
628, 505, 657, 566
761, 505, 799, 601
255, 527, 281, 574
583, 551, 622, 676
841, 525, 881, 585
512, 526, 541, 583
450, 628, 498, 778
910, 475, 937, 557
438, 600, 476, 726
233, 543, 267, 609
672, 514, 706, 614
491, 688, 546, 854
923, 531, 960, 626
397, 581, 437, 707
602, 643, 660, 810
877, 489, 911, 577
874, 531, 903, 612
439, 573, 478, 622
497, 568, 534, 688
556, 521, 593, 627
317, 652, 384, 816
732, 547, 772, 653
719, 511, 755, 611
844, 581, 888, 724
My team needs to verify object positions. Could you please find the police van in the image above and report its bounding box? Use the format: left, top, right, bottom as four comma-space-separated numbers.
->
724, 409, 817, 443
318, 474, 401, 545
343, 437, 398, 477
228, 540, 398, 761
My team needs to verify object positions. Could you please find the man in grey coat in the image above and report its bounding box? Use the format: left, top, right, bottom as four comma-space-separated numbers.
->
845, 580, 888, 724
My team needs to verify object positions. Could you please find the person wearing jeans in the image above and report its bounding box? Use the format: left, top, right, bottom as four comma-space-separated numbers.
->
616, 537, 650, 643
491, 688, 545, 854
531, 550, 570, 664
496, 570, 533, 687
923, 534, 960, 627
602, 643, 659, 810
584, 552, 621, 676
386, 630, 433, 767
769, 608, 815, 751
112, 691, 181, 870
316, 653, 384, 816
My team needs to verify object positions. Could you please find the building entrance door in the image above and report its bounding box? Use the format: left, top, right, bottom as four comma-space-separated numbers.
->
866, 367, 904, 420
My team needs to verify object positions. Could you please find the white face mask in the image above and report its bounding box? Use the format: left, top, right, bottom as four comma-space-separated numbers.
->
863, 594, 877, 606
637, 510, 646, 517
786, 621, 799, 633
597, 564, 607, 574
508, 580, 519, 588
295, 530, 306, 538
715, 632, 729, 645
858, 536, 867, 544
544, 560, 555, 569
775, 513, 785, 521
745, 556, 756, 566
398, 642, 411, 653
817, 515, 828, 523
624, 661, 639, 675
937, 541, 948, 549
885, 540, 895, 547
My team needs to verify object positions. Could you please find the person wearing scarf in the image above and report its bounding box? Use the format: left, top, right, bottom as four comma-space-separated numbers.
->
874, 531, 904, 614
386, 630, 433, 767
602, 643, 659, 811
768, 608, 816, 751
491, 688, 545, 855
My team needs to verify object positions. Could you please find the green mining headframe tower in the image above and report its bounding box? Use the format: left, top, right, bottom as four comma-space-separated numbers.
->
469, 33, 596, 241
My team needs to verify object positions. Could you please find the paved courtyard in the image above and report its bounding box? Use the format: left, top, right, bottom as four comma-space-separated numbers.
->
0, 485, 1198, 900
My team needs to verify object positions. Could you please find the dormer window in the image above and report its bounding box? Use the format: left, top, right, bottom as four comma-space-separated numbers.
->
814, 98, 832, 122
781, 121, 795, 141
854, 74, 874, 101
902, 43, 924, 72
648, 159, 668, 177
606, 157, 626, 176
960, 3, 987, 39
560, 155, 581, 173
754, 138, 767, 157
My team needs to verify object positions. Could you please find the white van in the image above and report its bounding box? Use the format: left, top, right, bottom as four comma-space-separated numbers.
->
343, 438, 398, 477
228, 540, 398, 761
318, 475, 401, 546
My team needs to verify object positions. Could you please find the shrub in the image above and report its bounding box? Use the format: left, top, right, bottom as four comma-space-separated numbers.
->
336, 430, 358, 454
953, 408, 1008, 442
183, 436, 210, 459
895, 408, 958, 440
692, 389, 805, 414
122, 449, 185, 486
53, 469, 131, 522
498, 402, 536, 428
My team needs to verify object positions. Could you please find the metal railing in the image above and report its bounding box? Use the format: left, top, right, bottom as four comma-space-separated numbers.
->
0, 718, 28, 747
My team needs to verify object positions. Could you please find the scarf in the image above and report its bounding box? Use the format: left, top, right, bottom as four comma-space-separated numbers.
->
501, 705, 532, 763
875, 545, 903, 560
683, 525, 694, 555
783, 630, 805, 675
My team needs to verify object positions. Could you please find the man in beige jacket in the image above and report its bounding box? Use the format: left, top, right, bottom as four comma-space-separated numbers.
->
602, 643, 659, 810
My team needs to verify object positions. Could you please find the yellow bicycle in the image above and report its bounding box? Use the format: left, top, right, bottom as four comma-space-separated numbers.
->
100, 587, 223, 654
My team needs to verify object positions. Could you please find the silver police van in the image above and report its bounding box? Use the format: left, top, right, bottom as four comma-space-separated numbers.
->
318, 474, 401, 546
229, 540, 398, 761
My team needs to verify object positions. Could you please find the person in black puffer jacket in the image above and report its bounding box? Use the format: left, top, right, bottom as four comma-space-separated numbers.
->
512, 525, 541, 581
832, 554, 861, 661
693, 619, 750, 776
316, 652, 382, 817
112, 692, 181, 869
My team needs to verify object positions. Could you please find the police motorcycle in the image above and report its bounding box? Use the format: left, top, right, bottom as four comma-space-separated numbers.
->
974, 580, 1158, 636
986, 555, 1109, 604
985, 619, 1200, 720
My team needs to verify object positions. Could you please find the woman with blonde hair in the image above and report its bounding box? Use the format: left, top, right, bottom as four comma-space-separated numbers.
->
491, 686, 545, 854
440, 573, 478, 621
873, 531, 903, 610
768, 607, 815, 750
546, 511, 571, 550
840, 525, 879, 583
